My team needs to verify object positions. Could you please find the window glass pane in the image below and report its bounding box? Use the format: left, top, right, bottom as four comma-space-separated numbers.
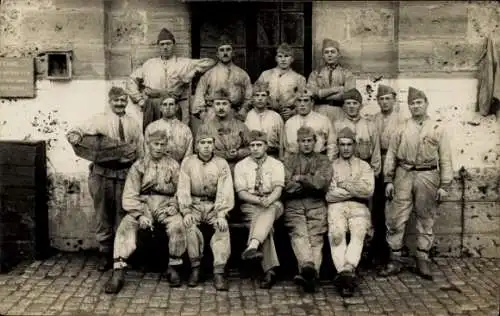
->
281, 13, 304, 46
281, 2, 304, 11
200, 17, 246, 46
257, 11, 280, 46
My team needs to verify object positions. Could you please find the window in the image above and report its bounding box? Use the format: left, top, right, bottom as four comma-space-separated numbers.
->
191, 1, 312, 82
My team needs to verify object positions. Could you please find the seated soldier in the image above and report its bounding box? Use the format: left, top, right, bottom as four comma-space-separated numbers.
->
326, 127, 375, 297
177, 130, 235, 291
104, 130, 186, 294
234, 130, 285, 289
283, 126, 332, 292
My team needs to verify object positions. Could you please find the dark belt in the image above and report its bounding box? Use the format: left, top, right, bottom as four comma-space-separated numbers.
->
142, 189, 173, 196
193, 195, 215, 202
381, 148, 388, 155
404, 165, 438, 172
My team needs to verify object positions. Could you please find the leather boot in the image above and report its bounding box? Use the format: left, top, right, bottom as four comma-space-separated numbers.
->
259, 270, 276, 289
187, 266, 200, 287
104, 269, 125, 294
167, 266, 182, 287
301, 264, 317, 293
213, 273, 229, 291
416, 258, 433, 280
378, 260, 403, 277
340, 271, 356, 298
97, 253, 113, 272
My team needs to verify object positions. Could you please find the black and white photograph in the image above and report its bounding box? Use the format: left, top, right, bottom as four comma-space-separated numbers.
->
0, 0, 499, 315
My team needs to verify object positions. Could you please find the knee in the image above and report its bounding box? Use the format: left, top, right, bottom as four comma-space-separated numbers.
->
328, 230, 344, 246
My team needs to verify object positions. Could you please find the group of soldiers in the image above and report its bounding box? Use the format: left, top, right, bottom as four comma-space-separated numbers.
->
66, 28, 453, 298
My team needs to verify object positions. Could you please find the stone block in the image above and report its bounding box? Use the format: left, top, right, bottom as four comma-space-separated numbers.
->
20, 10, 105, 45
467, 2, 500, 40
348, 7, 394, 40
108, 0, 185, 10
52, 0, 104, 9
398, 40, 434, 72
105, 48, 132, 78
361, 41, 398, 74
399, 1, 468, 40
107, 10, 147, 46
431, 41, 483, 71
446, 167, 500, 202
71, 45, 106, 79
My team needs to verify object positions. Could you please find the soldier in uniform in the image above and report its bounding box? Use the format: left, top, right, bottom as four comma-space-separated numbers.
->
177, 130, 234, 291
196, 88, 251, 172
144, 94, 193, 163
193, 35, 253, 126
66, 87, 143, 272
380, 87, 452, 279
284, 88, 336, 161
244, 81, 284, 159
234, 130, 285, 289
326, 127, 375, 297
307, 39, 356, 125
283, 126, 332, 292
104, 130, 186, 293
255, 43, 306, 121
127, 28, 215, 130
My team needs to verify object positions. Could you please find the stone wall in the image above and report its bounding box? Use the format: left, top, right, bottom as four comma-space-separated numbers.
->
0, 0, 498, 257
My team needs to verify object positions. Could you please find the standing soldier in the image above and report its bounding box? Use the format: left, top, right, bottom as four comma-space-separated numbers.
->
284, 88, 336, 161
127, 28, 215, 130
234, 130, 285, 289
144, 94, 193, 163
177, 130, 234, 291
307, 39, 356, 125
333, 88, 381, 176
380, 87, 452, 279
255, 43, 306, 121
244, 82, 284, 159
104, 130, 186, 294
193, 35, 253, 126
371, 84, 405, 265
326, 127, 375, 297
196, 88, 251, 171
283, 126, 332, 292
66, 87, 143, 272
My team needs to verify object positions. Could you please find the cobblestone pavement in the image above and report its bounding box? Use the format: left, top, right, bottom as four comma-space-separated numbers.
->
0, 253, 498, 316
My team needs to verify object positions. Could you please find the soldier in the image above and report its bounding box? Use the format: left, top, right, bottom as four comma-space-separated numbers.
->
177, 130, 234, 291
371, 84, 406, 265
127, 28, 215, 130
144, 94, 193, 163
104, 130, 186, 294
234, 130, 285, 289
193, 35, 253, 125
380, 87, 452, 279
333, 88, 381, 176
326, 127, 375, 297
283, 126, 332, 292
244, 81, 284, 159
307, 39, 356, 125
255, 43, 307, 121
284, 88, 336, 161
66, 87, 143, 272
196, 88, 251, 171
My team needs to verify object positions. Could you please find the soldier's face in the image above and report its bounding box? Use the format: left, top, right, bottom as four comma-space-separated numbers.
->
338, 138, 355, 159
276, 52, 293, 69
149, 139, 168, 159
197, 138, 214, 157
160, 98, 177, 118
323, 47, 340, 65
250, 141, 267, 159
296, 96, 313, 116
109, 94, 128, 115
214, 99, 231, 118
217, 45, 233, 64
298, 136, 315, 154
409, 98, 428, 118
343, 99, 362, 118
377, 94, 396, 113
253, 91, 269, 109
158, 40, 175, 58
